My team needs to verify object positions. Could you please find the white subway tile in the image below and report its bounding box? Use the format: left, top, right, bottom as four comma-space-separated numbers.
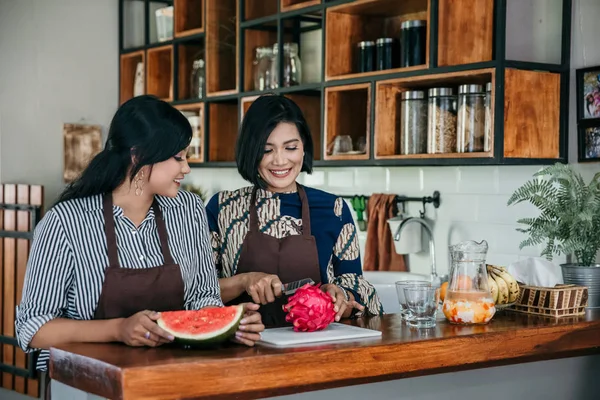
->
456, 166, 499, 194
421, 167, 459, 194
353, 167, 388, 193
433, 194, 480, 222
497, 165, 544, 195
326, 169, 355, 193
477, 194, 540, 224
300, 170, 325, 186
387, 167, 423, 194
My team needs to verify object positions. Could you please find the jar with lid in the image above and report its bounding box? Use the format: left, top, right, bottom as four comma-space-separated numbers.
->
401, 20, 427, 67
400, 90, 428, 155
190, 58, 205, 99
282, 42, 302, 87
376, 38, 396, 71
269, 43, 279, 89
484, 82, 492, 152
427, 88, 457, 154
457, 84, 486, 153
252, 46, 273, 91
356, 41, 375, 73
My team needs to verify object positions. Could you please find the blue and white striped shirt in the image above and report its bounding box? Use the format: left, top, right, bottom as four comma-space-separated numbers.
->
15, 190, 222, 370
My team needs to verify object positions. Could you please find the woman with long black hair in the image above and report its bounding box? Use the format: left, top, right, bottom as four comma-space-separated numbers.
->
15, 95, 264, 378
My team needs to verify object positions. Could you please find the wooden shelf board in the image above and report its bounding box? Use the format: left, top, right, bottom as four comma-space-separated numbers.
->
326, 65, 428, 82
328, 0, 427, 17
323, 154, 369, 161
375, 152, 493, 160
281, 0, 322, 13
174, 102, 204, 111
175, 27, 205, 38
376, 67, 495, 87
206, 89, 240, 98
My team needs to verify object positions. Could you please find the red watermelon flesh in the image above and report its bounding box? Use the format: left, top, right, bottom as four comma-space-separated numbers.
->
157, 305, 244, 346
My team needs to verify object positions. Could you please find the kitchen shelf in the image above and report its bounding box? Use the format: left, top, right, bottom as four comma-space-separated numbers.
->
146, 45, 173, 101
375, 69, 495, 159
118, 0, 572, 168
174, 102, 205, 163
325, 0, 429, 81
176, 38, 205, 101
206, 0, 239, 97
324, 83, 370, 161
174, 0, 205, 37
207, 100, 239, 162
120, 50, 145, 104
281, 0, 321, 13
244, 0, 278, 21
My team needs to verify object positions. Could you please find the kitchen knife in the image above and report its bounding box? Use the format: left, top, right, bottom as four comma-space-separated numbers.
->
283, 278, 315, 295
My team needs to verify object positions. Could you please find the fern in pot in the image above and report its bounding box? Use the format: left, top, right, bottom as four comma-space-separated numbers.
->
507, 163, 600, 307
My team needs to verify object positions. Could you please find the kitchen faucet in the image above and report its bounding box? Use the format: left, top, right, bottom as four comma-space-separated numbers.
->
394, 217, 441, 287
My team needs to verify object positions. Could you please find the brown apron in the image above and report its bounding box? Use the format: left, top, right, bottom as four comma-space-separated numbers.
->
227, 184, 321, 328
45, 193, 185, 399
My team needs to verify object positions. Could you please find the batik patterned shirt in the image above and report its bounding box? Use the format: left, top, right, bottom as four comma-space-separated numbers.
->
206, 185, 383, 316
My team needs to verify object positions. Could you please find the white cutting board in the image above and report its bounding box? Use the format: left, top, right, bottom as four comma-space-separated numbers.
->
258, 323, 382, 347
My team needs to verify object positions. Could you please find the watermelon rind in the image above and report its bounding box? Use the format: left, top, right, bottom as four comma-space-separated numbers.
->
157, 305, 244, 348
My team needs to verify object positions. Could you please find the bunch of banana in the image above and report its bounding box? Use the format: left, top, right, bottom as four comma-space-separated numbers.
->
486, 264, 520, 305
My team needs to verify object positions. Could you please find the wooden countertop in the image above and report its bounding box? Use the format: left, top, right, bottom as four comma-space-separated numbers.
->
50, 309, 600, 400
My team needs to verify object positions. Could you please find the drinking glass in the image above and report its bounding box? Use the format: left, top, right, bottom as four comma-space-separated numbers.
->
403, 286, 439, 328
395, 280, 431, 321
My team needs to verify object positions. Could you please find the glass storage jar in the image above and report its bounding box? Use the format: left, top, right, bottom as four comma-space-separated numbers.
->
282, 42, 302, 87
427, 88, 457, 154
484, 82, 492, 152
190, 58, 205, 99
269, 43, 279, 89
400, 90, 428, 155
186, 113, 202, 160
457, 84, 486, 153
253, 46, 273, 91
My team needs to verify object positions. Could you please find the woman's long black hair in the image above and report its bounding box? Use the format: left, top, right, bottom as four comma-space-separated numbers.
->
55, 95, 192, 205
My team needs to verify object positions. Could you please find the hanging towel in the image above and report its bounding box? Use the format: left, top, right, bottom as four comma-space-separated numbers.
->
363, 194, 407, 272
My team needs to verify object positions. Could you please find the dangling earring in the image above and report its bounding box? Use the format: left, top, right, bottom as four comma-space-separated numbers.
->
134, 169, 145, 196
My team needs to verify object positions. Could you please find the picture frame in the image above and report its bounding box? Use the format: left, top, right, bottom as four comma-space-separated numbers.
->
576, 66, 600, 121
577, 118, 600, 162
63, 123, 103, 183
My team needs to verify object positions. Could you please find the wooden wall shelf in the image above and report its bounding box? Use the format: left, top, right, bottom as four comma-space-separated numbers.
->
175, 102, 205, 163
174, 0, 205, 37
119, 50, 145, 105
146, 45, 173, 101
118, 0, 572, 168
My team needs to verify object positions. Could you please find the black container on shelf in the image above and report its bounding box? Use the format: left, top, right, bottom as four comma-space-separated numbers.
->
356, 41, 375, 73
376, 38, 397, 71
401, 20, 427, 67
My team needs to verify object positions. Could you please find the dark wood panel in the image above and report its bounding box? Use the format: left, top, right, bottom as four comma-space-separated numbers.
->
503, 69, 560, 158
244, 0, 277, 20
50, 311, 600, 400
208, 102, 239, 161
174, 0, 204, 37
438, 0, 494, 66
146, 46, 173, 101
119, 51, 145, 105
206, 0, 238, 96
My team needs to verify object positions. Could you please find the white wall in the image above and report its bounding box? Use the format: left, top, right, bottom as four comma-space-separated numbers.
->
0, 0, 118, 207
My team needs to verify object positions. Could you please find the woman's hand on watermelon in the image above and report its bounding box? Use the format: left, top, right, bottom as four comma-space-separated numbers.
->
243, 272, 283, 305
320, 284, 365, 321
232, 303, 264, 347
118, 310, 174, 347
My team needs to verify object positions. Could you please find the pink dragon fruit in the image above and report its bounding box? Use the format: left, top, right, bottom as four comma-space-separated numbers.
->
283, 283, 336, 332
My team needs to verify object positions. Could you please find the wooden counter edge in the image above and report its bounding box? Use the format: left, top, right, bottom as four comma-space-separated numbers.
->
50, 320, 600, 400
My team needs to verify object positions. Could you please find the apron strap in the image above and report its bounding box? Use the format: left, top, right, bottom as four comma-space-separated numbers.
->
297, 184, 311, 236
249, 186, 260, 233
102, 193, 120, 268
152, 198, 175, 265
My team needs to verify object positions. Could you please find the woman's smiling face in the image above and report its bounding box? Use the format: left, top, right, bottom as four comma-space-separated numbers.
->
258, 122, 304, 193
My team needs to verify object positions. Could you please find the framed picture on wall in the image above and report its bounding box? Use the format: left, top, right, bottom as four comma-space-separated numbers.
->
576, 66, 600, 120
63, 123, 103, 183
577, 118, 600, 162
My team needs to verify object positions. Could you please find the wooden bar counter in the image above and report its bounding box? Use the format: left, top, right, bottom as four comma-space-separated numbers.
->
49, 310, 600, 400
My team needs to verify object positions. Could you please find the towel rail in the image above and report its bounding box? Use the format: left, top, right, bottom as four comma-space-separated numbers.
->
339, 191, 441, 220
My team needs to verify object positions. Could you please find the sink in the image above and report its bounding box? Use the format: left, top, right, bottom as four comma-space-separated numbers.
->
362, 271, 430, 315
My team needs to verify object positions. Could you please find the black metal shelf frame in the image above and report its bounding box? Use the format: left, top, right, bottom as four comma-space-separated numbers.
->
119, 0, 573, 168
0, 203, 41, 379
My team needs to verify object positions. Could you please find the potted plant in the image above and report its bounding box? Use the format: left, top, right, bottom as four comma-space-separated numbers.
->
507, 163, 600, 307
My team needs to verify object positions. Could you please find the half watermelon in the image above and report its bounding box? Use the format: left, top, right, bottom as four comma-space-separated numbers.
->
157, 305, 244, 347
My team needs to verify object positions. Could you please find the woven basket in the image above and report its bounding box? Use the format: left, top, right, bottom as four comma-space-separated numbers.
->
509, 283, 588, 318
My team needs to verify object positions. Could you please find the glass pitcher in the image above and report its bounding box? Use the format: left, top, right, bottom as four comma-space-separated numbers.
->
442, 240, 496, 325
